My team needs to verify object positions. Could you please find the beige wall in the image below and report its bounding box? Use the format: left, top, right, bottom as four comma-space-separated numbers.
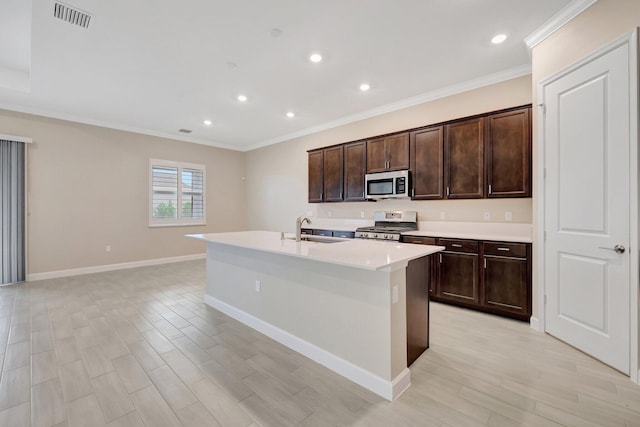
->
530, 0, 640, 319
0, 109, 248, 275
245, 75, 533, 233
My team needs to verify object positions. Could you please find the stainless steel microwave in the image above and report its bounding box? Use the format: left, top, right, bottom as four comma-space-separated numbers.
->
365, 170, 410, 199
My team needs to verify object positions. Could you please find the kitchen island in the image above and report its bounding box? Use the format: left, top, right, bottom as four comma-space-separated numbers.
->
188, 231, 442, 400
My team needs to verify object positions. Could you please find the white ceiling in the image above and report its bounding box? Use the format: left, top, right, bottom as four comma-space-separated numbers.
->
0, 0, 574, 151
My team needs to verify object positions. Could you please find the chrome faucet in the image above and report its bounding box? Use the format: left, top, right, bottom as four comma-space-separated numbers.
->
296, 216, 311, 241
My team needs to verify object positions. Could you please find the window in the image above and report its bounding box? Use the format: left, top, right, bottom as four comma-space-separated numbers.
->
149, 159, 205, 226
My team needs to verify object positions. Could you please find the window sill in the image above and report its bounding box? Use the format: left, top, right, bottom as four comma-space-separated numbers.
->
148, 222, 207, 228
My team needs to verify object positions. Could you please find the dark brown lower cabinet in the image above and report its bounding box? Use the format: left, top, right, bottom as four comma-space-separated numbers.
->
482, 242, 531, 320
405, 255, 431, 366
438, 251, 480, 304
402, 235, 532, 321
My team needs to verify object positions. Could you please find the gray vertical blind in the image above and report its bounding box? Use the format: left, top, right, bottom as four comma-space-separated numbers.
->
0, 139, 25, 285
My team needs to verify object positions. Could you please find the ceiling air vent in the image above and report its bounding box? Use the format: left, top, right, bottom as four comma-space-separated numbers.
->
54, 2, 92, 29
178, 129, 192, 134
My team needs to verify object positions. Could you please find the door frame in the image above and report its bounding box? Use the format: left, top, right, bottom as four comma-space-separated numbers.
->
535, 29, 639, 383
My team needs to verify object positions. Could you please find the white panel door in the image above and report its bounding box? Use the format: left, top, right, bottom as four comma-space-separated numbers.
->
543, 42, 630, 374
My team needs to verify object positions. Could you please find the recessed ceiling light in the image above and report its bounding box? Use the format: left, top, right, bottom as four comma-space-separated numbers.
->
359, 83, 370, 92
309, 53, 322, 63
491, 34, 507, 44
203, 119, 212, 126
237, 94, 248, 102
286, 112, 295, 118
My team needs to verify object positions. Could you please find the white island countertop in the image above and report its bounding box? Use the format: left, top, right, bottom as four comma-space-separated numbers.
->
188, 231, 443, 271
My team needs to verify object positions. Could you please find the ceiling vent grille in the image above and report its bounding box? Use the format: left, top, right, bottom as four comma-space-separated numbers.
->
178, 129, 193, 134
54, 2, 92, 29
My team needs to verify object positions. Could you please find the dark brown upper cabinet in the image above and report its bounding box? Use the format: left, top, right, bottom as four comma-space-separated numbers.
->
308, 150, 324, 203
444, 118, 485, 199
366, 132, 410, 173
486, 107, 532, 198
323, 145, 344, 202
308, 146, 345, 203
410, 126, 444, 199
308, 104, 532, 204
344, 141, 367, 201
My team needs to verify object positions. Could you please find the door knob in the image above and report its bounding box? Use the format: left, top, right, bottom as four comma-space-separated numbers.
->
598, 244, 626, 254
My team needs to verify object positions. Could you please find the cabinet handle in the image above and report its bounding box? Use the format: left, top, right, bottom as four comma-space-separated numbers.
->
340, 192, 343, 199
451, 243, 463, 248
489, 184, 492, 194
362, 191, 365, 198
446, 186, 450, 196
484, 258, 487, 269
497, 247, 510, 252
412, 188, 415, 197
439, 254, 442, 264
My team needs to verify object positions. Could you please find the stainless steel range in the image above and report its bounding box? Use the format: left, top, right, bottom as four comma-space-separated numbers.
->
355, 211, 417, 241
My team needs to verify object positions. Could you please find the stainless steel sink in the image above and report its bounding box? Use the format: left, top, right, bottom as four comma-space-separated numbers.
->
285, 236, 346, 244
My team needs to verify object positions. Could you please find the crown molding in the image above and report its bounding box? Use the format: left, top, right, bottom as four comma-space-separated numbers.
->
244, 64, 531, 152
525, 0, 599, 49
0, 102, 239, 151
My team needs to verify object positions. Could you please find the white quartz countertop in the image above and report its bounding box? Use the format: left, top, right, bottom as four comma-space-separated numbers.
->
188, 231, 443, 271
301, 219, 532, 243
401, 230, 532, 243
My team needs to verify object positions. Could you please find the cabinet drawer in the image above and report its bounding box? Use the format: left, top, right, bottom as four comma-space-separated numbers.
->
483, 242, 528, 258
313, 229, 333, 237
402, 235, 437, 245
332, 231, 355, 239
438, 238, 478, 253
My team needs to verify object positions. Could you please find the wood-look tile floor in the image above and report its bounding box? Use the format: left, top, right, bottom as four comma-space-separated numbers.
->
0, 259, 639, 426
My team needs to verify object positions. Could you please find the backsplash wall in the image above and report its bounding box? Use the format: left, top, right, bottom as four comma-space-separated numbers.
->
312, 198, 532, 223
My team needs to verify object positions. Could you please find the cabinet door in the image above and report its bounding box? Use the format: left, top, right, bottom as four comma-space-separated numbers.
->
344, 141, 366, 201
406, 256, 430, 366
323, 146, 344, 202
402, 235, 438, 297
366, 137, 387, 173
386, 132, 410, 171
483, 256, 530, 317
308, 150, 324, 203
486, 107, 531, 197
438, 251, 479, 303
445, 118, 484, 198
410, 127, 444, 199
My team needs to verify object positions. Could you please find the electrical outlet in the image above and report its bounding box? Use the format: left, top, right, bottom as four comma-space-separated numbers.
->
255, 280, 261, 292
360, 211, 365, 219
440, 211, 446, 220
306, 210, 313, 217
505, 211, 513, 221
105, 245, 111, 252
392, 285, 398, 304
483, 211, 491, 221
328, 211, 332, 217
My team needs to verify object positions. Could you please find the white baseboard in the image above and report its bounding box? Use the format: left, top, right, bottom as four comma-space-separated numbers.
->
27, 253, 206, 281
529, 316, 543, 332
204, 294, 409, 401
